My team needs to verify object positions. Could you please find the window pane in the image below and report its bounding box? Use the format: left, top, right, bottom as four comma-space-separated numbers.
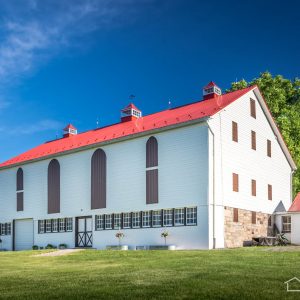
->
163, 209, 173, 226
66, 218, 73, 232
105, 214, 112, 229
123, 213, 131, 229
46, 220, 52, 233
152, 210, 162, 227
175, 208, 185, 226
132, 212, 141, 228
59, 218, 65, 232
142, 211, 150, 227
95, 215, 104, 230
38, 220, 45, 234
186, 207, 197, 225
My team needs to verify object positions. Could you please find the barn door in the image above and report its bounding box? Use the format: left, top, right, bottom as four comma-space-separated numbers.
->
76, 216, 92, 247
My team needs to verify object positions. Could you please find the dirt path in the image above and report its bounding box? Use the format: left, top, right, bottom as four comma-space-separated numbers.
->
34, 249, 85, 257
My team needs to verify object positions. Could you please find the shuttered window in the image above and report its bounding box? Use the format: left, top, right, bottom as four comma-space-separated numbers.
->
233, 208, 238, 222
250, 99, 256, 119
251, 131, 256, 150
232, 173, 239, 192
91, 149, 107, 209
146, 137, 158, 204
251, 179, 256, 197
232, 121, 238, 142
268, 184, 272, 201
16, 168, 24, 211
252, 211, 256, 224
267, 140, 272, 157
48, 159, 60, 214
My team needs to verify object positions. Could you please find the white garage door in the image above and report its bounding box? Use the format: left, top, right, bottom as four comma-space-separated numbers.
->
15, 219, 34, 251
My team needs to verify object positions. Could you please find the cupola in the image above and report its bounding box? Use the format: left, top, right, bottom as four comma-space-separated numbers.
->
63, 124, 77, 138
121, 103, 142, 122
203, 81, 222, 100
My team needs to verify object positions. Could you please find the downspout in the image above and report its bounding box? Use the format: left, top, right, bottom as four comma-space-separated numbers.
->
207, 123, 216, 249
291, 170, 295, 203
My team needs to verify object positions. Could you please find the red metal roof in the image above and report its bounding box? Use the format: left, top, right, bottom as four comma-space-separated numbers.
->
289, 193, 300, 212
0, 86, 255, 169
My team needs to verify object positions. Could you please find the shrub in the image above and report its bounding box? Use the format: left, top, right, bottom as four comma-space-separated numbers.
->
39, 247, 44, 250
59, 243, 67, 249
45, 244, 55, 249
32, 245, 39, 250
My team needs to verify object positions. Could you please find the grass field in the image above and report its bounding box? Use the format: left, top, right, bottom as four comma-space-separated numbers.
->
0, 247, 300, 299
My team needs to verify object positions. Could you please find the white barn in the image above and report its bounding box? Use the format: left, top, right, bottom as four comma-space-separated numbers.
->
0, 82, 297, 250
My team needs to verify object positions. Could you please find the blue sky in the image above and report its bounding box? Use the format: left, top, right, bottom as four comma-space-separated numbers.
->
0, 0, 299, 162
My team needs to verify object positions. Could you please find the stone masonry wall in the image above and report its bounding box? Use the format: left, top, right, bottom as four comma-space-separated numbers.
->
224, 206, 272, 248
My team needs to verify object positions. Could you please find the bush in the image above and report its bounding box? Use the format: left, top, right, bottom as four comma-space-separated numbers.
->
45, 244, 55, 249
32, 245, 39, 250
59, 243, 67, 249
39, 247, 44, 250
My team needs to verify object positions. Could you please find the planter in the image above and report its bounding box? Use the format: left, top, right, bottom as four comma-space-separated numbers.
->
149, 245, 176, 250
106, 245, 128, 250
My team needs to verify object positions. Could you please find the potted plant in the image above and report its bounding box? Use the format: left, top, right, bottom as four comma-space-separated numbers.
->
161, 230, 169, 245
115, 232, 125, 248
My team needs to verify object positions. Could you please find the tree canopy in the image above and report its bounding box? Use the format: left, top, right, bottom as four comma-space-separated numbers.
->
227, 72, 300, 197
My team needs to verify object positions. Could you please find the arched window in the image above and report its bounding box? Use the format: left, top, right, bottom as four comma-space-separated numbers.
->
91, 149, 106, 209
48, 159, 60, 214
16, 168, 24, 211
146, 137, 158, 204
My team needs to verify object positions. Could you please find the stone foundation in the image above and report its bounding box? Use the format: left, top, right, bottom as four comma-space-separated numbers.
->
224, 206, 272, 248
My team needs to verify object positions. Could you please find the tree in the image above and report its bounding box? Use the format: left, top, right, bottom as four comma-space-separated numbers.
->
227, 72, 300, 197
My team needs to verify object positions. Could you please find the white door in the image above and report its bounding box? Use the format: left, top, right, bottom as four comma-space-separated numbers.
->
15, 219, 34, 251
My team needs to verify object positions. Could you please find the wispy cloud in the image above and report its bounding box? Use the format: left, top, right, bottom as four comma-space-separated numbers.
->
0, 119, 63, 135
0, 0, 152, 83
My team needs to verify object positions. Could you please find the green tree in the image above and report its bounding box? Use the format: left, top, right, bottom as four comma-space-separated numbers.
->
227, 72, 300, 197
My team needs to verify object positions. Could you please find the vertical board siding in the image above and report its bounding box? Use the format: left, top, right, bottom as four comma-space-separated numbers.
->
91, 149, 106, 209
146, 169, 158, 204
48, 159, 60, 214
17, 192, 24, 211
250, 99, 256, 119
232, 121, 238, 142
16, 168, 23, 191
146, 137, 158, 168
251, 131, 256, 150
16, 168, 24, 211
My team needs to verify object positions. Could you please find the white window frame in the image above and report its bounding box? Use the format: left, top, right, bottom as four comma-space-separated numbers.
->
132, 212, 141, 228
38, 220, 45, 234
282, 215, 291, 233
123, 213, 131, 229
45, 219, 52, 233
152, 210, 162, 227
114, 213, 121, 230
95, 215, 104, 230
142, 211, 150, 228
52, 219, 58, 233
59, 218, 65, 232
174, 208, 185, 226
105, 214, 112, 230
186, 207, 197, 226
163, 209, 173, 227
6, 223, 11, 235
66, 218, 73, 232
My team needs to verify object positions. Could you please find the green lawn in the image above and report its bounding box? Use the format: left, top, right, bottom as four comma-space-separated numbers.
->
0, 247, 300, 299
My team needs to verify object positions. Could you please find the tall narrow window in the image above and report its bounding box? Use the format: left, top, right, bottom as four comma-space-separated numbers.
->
232, 173, 239, 192
268, 184, 272, 201
91, 149, 107, 209
251, 131, 256, 150
16, 168, 24, 211
146, 137, 158, 204
251, 179, 256, 197
267, 140, 272, 157
232, 121, 238, 142
48, 159, 60, 214
250, 99, 256, 119
233, 208, 238, 222
252, 211, 256, 224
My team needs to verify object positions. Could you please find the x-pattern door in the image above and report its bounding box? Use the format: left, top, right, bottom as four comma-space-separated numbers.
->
76, 217, 92, 247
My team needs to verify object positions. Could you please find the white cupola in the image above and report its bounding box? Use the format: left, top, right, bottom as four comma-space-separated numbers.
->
63, 124, 77, 138
121, 103, 142, 122
203, 81, 222, 100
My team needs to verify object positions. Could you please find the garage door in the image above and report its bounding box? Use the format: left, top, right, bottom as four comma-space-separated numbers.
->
15, 219, 34, 251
